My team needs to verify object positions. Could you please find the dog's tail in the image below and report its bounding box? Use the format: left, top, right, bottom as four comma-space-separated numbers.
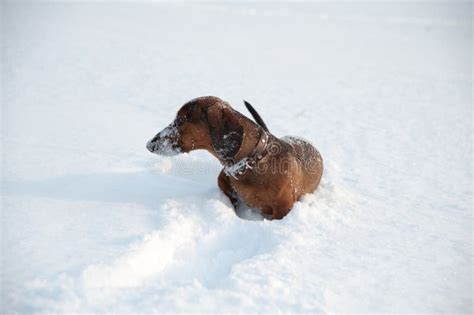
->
243, 100, 269, 132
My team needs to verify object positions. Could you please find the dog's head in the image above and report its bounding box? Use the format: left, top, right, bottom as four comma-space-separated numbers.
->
146, 96, 244, 160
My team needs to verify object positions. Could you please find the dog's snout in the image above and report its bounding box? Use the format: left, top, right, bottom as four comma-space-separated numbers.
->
146, 133, 160, 152
146, 139, 154, 152
146, 124, 182, 156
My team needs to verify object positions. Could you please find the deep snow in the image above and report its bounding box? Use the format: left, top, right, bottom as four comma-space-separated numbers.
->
1, 1, 472, 313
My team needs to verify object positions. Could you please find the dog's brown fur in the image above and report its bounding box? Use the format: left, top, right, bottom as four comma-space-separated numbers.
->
147, 96, 323, 220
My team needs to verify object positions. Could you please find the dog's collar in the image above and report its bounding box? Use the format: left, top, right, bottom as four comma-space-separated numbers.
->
223, 130, 269, 179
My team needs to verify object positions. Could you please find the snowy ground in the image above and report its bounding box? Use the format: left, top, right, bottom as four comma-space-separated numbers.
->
1, 1, 472, 313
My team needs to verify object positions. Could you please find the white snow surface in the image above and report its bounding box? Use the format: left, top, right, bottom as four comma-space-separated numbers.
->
1, 1, 472, 313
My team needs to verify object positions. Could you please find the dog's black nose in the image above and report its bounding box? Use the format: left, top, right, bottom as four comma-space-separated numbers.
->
147, 133, 162, 152
146, 139, 155, 152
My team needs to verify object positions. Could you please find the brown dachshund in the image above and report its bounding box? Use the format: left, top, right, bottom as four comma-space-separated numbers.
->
146, 96, 323, 220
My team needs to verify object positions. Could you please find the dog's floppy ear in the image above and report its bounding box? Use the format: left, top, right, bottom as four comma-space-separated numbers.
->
206, 104, 243, 159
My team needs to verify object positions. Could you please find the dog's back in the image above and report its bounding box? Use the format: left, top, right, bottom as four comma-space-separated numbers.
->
281, 136, 323, 195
